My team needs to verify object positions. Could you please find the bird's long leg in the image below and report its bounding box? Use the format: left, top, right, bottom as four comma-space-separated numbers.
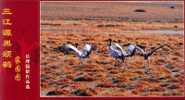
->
80, 60, 83, 65
118, 59, 122, 67
63, 54, 67, 62
116, 59, 122, 67
121, 58, 126, 70
147, 58, 153, 75
79, 58, 83, 66
114, 58, 118, 67
144, 60, 149, 74
144, 59, 151, 75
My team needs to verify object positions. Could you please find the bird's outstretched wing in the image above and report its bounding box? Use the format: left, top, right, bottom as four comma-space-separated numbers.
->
135, 45, 145, 54
126, 44, 137, 56
146, 44, 166, 57
82, 44, 92, 52
109, 46, 123, 57
53, 44, 66, 52
65, 44, 81, 55
113, 43, 127, 56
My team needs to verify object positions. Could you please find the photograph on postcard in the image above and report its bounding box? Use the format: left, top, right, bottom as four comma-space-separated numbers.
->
40, 1, 184, 96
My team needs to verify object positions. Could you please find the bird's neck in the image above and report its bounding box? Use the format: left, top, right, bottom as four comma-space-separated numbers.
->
144, 54, 149, 60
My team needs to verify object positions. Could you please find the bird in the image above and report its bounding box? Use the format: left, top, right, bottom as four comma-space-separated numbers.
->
130, 43, 169, 74
59, 43, 95, 65
107, 39, 129, 67
53, 42, 79, 60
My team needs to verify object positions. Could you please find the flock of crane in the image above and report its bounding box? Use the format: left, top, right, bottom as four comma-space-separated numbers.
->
53, 39, 170, 74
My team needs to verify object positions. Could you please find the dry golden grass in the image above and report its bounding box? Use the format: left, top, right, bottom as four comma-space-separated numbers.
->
41, 21, 183, 96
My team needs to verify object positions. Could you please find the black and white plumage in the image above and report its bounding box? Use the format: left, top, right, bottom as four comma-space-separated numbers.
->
121, 43, 168, 61
68, 44, 93, 59
53, 42, 78, 54
56, 43, 95, 64
53, 42, 79, 61
135, 44, 167, 60
128, 44, 169, 74
126, 44, 138, 57
107, 39, 129, 67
